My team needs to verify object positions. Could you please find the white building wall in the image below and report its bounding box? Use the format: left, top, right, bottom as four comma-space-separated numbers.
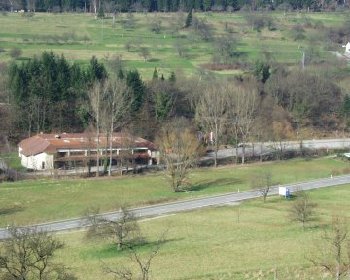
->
20, 153, 54, 170
346, 42, 350, 53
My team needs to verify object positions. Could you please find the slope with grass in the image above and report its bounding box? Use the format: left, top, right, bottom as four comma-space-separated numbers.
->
0, 11, 348, 78
54, 183, 350, 279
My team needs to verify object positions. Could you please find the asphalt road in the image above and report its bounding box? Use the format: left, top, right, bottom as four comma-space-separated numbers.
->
208, 138, 350, 160
1, 174, 350, 239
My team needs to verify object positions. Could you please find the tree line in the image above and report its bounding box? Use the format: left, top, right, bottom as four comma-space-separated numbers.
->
3, 51, 350, 149
1, 0, 349, 13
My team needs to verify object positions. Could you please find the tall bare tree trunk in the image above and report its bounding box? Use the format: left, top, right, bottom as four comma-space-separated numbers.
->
96, 99, 100, 177
108, 121, 114, 176
214, 122, 218, 167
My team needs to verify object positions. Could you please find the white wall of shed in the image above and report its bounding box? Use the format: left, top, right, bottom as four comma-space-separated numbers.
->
20, 153, 54, 170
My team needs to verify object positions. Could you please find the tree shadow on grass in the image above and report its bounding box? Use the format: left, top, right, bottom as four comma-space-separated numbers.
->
16, 57, 31, 61
189, 178, 242, 192
88, 237, 184, 260
0, 205, 25, 216
148, 58, 160, 62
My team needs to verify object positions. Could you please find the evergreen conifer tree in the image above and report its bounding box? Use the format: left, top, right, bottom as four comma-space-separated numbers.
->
97, 7, 105, 18
185, 9, 193, 28
153, 67, 158, 80
126, 70, 145, 112
169, 71, 176, 83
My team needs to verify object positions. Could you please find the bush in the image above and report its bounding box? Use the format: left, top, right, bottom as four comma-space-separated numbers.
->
2, 169, 21, 182
276, 3, 293, 12
9, 47, 22, 59
327, 20, 350, 44
150, 19, 161, 33
313, 20, 324, 30
291, 25, 306, 41
192, 17, 213, 41
245, 13, 265, 32
21, 11, 34, 17
97, 8, 104, 18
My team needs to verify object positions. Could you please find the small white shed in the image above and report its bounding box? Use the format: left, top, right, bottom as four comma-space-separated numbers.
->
342, 42, 350, 53
279, 186, 291, 197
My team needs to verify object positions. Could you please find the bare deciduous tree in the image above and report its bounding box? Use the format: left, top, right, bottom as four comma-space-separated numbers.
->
195, 81, 230, 167
139, 47, 151, 62
106, 77, 130, 176
271, 120, 294, 160
289, 190, 317, 229
90, 0, 99, 15
125, 41, 133, 52
150, 18, 161, 33
192, 17, 213, 41
85, 206, 141, 250
252, 95, 275, 161
250, 171, 272, 202
228, 80, 259, 164
213, 34, 238, 64
310, 216, 350, 280
0, 227, 76, 280
173, 41, 187, 58
118, 129, 136, 175
122, 13, 136, 30
9, 48, 22, 59
103, 231, 166, 280
156, 118, 200, 192
89, 81, 109, 176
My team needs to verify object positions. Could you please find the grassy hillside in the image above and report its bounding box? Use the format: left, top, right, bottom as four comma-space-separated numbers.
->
0, 156, 348, 226
55, 183, 350, 279
0, 11, 348, 78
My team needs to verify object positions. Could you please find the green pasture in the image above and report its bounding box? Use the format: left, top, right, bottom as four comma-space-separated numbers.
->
55, 183, 350, 279
0, 11, 348, 78
0, 156, 348, 227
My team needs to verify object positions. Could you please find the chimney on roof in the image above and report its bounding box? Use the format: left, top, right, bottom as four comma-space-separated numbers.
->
55, 134, 61, 139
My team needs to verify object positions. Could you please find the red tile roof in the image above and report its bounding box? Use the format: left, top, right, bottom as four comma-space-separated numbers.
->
19, 133, 156, 156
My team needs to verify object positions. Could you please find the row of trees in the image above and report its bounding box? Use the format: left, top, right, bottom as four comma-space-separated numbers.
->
8, 53, 106, 136
1, 0, 350, 13
4, 51, 349, 161
7, 52, 159, 140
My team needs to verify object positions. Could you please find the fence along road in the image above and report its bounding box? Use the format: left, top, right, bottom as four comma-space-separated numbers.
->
1, 174, 350, 239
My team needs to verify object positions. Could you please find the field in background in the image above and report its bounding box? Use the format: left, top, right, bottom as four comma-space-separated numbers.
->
0, 11, 348, 78
0, 156, 348, 226
55, 184, 350, 279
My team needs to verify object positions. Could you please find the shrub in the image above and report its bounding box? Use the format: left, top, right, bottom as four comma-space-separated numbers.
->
9, 47, 22, 59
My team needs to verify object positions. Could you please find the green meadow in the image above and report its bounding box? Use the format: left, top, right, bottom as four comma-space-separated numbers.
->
0, 156, 348, 226
1, 10, 350, 279
0, 11, 348, 78
55, 183, 350, 279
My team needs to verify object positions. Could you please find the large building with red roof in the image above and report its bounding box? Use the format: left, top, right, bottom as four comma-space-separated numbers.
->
18, 133, 158, 171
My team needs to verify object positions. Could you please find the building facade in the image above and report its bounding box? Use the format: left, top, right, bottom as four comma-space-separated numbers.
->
18, 133, 159, 171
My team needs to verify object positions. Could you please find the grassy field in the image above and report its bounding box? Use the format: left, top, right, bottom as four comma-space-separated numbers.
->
54, 183, 350, 279
0, 156, 349, 226
0, 11, 348, 78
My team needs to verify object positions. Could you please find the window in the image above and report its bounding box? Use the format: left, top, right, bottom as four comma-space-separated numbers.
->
42, 162, 45, 169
